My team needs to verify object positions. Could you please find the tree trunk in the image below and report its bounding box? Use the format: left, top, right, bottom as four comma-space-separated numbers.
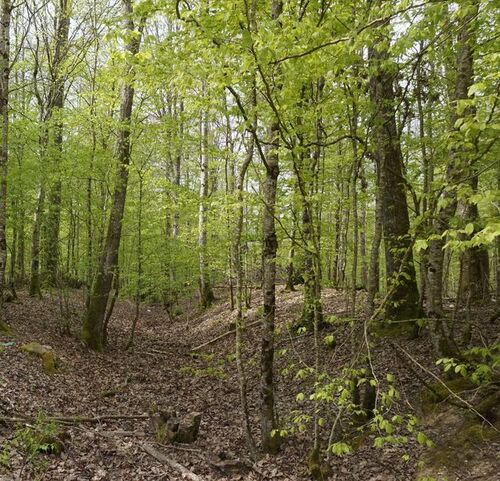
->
198, 102, 215, 309
232, 127, 256, 455
29, 187, 45, 297
260, 2, 282, 454
261, 120, 280, 454
359, 163, 368, 289
299, 82, 323, 328
0, 0, 11, 311
427, 0, 485, 314
367, 162, 382, 315
82, 0, 143, 350
127, 172, 143, 350
43, 0, 70, 287
349, 100, 360, 316
368, 39, 420, 321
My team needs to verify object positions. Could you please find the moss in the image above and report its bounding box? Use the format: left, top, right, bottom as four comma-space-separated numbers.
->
424, 420, 499, 472
475, 390, 500, 422
455, 422, 498, 445
41, 351, 57, 374
307, 447, 331, 481
21, 342, 58, 374
0, 321, 12, 335
370, 319, 418, 339
420, 377, 475, 414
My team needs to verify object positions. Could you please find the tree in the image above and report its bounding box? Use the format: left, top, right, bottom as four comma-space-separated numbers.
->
368, 28, 420, 322
0, 0, 11, 313
82, 0, 144, 350
198, 98, 215, 309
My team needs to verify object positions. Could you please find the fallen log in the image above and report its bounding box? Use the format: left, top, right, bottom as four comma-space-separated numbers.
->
190, 319, 261, 351
141, 443, 204, 481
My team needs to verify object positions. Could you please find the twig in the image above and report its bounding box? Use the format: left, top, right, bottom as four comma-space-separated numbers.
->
141, 443, 205, 481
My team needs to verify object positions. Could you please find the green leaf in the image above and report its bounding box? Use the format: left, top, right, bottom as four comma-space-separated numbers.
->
417, 432, 427, 445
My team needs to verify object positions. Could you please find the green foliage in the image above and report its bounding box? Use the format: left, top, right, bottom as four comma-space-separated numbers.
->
181, 353, 227, 379
436, 343, 500, 386
2, 414, 63, 479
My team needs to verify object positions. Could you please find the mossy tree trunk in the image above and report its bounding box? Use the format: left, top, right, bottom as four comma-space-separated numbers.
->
368, 34, 420, 321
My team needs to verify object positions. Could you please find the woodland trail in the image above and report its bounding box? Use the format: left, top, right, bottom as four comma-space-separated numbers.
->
1, 289, 499, 481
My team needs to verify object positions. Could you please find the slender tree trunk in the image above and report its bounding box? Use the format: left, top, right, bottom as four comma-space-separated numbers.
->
367, 163, 382, 314
260, 2, 282, 455
82, 0, 143, 350
127, 172, 143, 350
43, 0, 70, 287
232, 127, 256, 456
0, 0, 11, 312
224, 93, 236, 310
331, 200, 341, 286
30, 187, 45, 297
261, 119, 280, 453
359, 163, 368, 289
349, 102, 360, 316
299, 82, 324, 327
198, 102, 215, 309
417, 58, 429, 311
284, 221, 297, 291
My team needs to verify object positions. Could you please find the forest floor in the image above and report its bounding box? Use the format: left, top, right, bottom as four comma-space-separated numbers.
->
0, 288, 499, 481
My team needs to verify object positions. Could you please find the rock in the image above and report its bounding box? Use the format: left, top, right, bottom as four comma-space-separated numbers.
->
173, 412, 202, 444
21, 342, 58, 374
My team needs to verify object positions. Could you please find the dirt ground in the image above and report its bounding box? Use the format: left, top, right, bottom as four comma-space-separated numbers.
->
1, 288, 499, 480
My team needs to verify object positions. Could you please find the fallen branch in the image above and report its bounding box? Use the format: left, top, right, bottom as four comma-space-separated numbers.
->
141, 443, 205, 481
136, 348, 172, 356
0, 413, 149, 425
190, 319, 262, 351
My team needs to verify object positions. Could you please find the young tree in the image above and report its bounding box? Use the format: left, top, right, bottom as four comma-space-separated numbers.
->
0, 0, 12, 311
198, 101, 215, 308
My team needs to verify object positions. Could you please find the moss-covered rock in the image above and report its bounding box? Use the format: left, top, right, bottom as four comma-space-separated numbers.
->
21, 342, 58, 374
